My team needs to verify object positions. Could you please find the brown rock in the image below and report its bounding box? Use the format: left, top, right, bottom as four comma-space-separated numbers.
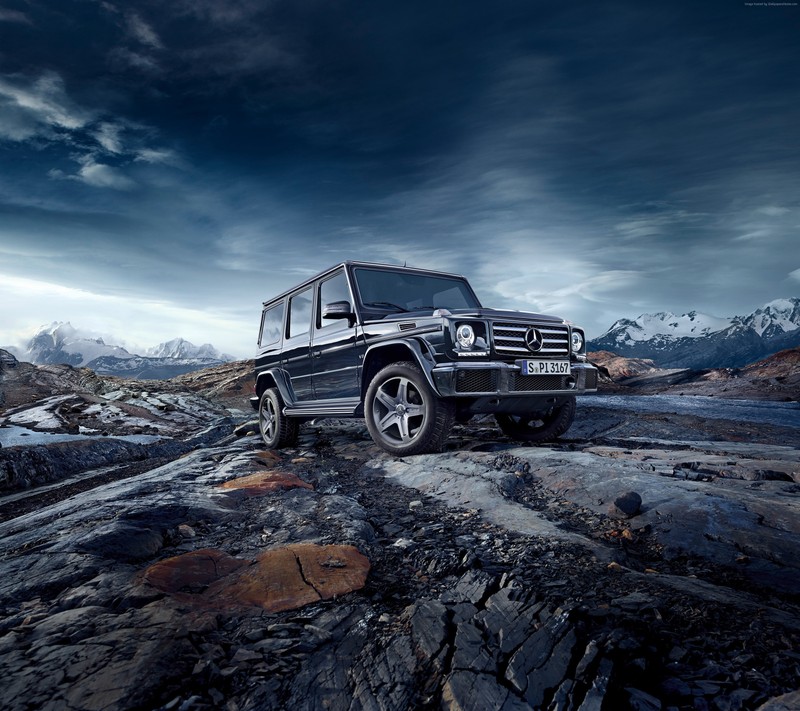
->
144, 544, 370, 614
209, 544, 370, 612
587, 351, 659, 380
218, 470, 313, 495
254, 450, 282, 465
144, 549, 250, 594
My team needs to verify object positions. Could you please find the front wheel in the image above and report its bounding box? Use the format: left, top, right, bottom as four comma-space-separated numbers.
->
365, 361, 455, 456
495, 397, 576, 443
259, 388, 299, 449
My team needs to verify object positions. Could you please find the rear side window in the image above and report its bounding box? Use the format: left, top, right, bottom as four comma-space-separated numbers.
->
259, 302, 285, 348
288, 288, 313, 339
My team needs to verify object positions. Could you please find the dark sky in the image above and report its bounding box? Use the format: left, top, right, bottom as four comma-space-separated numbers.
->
1, 0, 798, 356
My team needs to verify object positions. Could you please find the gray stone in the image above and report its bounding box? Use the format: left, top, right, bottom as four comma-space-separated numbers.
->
576, 657, 613, 711
548, 678, 575, 711
661, 676, 692, 698
614, 491, 643, 517
574, 640, 600, 680
408, 600, 449, 660
350, 635, 417, 711
442, 671, 525, 711
74, 522, 165, 561
524, 627, 577, 708
755, 690, 800, 711
441, 570, 494, 606
477, 587, 540, 655
452, 622, 496, 674
625, 688, 663, 711
506, 607, 572, 693
233, 420, 258, 437
450, 602, 479, 625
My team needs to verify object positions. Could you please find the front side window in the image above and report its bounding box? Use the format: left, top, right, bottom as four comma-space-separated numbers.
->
259, 302, 285, 348
288, 288, 313, 339
317, 270, 352, 332
354, 268, 480, 313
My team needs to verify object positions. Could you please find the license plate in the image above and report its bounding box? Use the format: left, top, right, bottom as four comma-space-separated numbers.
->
521, 360, 571, 375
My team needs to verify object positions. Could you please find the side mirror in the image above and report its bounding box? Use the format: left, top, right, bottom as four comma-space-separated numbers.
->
322, 301, 355, 324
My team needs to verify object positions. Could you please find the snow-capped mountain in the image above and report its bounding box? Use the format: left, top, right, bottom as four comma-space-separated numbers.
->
21, 322, 133, 367
6, 323, 235, 380
599, 311, 733, 346
588, 298, 800, 369
147, 337, 234, 362
731, 298, 800, 338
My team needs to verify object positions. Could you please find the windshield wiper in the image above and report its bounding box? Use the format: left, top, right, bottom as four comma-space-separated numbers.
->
363, 301, 409, 312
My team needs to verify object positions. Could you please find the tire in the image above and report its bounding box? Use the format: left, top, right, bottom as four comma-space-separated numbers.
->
495, 396, 576, 443
365, 361, 455, 456
258, 388, 299, 449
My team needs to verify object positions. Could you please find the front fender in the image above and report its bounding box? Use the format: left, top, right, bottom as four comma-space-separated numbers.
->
362, 338, 439, 394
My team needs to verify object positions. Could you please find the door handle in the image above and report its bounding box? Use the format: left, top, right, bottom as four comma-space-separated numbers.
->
311, 349, 322, 358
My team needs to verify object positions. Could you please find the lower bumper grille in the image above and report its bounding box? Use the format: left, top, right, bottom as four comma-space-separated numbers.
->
436, 363, 598, 396
455, 370, 498, 393
511, 374, 568, 392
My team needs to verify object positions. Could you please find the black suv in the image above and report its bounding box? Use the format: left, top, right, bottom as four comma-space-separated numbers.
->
251, 261, 598, 456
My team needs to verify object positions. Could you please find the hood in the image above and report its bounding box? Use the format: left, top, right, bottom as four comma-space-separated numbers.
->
375, 307, 568, 325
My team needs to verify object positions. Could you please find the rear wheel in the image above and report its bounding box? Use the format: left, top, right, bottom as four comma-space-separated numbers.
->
365, 361, 455, 456
495, 396, 576, 443
259, 388, 299, 449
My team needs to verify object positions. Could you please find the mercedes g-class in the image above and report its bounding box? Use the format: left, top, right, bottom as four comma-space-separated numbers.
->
251, 261, 598, 455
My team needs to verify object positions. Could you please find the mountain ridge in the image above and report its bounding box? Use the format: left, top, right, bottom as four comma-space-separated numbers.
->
588, 298, 800, 368
2, 322, 234, 380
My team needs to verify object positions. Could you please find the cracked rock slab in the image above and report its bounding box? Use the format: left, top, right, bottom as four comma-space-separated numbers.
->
144, 543, 370, 613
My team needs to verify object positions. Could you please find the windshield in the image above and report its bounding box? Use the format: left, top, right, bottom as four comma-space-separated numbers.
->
354, 267, 481, 313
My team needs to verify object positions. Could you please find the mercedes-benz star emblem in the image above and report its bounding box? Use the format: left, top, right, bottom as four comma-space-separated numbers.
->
524, 327, 544, 352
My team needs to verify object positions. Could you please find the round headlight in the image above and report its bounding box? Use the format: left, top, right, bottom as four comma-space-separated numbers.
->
571, 330, 584, 353
456, 324, 476, 349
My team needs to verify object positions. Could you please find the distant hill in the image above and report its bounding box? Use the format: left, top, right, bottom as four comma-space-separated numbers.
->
588, 298, 800, 369
587, 346, 800, 401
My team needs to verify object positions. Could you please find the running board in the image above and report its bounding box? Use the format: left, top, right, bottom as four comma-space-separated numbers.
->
284, 398, 361, 418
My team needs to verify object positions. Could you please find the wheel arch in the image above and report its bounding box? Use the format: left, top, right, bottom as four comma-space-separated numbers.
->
254, 368, 294, 405
361, 339, 437, 396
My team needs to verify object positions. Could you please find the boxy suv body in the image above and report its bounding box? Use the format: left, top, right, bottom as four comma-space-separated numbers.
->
251, 261, 598, 455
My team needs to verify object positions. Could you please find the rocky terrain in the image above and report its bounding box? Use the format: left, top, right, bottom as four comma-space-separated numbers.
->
589, 348, 800, 403
1, 349, 799, 710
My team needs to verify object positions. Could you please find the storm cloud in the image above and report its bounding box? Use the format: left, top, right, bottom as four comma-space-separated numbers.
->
0, 0, 797, 356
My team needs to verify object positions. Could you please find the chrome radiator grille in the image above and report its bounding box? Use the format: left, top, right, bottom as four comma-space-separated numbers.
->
491, 322, 570, 356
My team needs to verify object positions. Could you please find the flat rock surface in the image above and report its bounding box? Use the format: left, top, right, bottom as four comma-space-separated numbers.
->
0, 383, 799, 710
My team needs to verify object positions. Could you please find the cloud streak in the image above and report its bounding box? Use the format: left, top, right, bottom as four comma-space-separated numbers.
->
0, 72, 91, 140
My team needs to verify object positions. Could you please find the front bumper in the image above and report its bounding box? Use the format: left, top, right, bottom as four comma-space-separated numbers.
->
431, 361, 598, 398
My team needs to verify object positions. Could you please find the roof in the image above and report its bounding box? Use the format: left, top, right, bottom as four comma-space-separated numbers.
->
261, 260, 468, 307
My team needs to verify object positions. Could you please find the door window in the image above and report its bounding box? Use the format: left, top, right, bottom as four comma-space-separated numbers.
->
317, 270, 352, 333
